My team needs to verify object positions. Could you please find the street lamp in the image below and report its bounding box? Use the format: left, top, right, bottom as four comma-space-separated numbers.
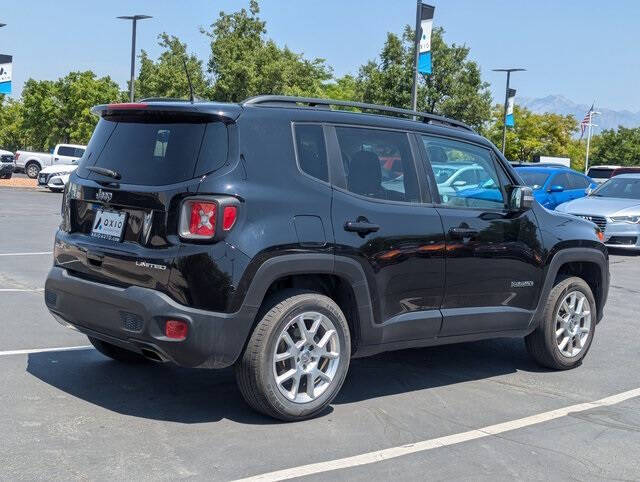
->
492, 68, 526, 154
117, 15, 152, 102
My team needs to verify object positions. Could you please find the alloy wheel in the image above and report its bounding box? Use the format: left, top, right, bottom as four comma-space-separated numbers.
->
555, 290, 591, 358
272, 311, 340, 404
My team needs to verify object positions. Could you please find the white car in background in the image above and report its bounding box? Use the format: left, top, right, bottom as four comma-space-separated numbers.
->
15, 143, 86, 178
37, 164, 77, 192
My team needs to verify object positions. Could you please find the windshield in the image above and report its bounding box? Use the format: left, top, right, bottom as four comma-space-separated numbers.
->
516, 170, 550, 190
587, 168, 614, 179
591, 177, 640, 199
77, 116, 228, 186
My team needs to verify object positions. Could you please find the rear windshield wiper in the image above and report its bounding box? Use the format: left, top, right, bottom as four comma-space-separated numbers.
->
86, 166, 122, 180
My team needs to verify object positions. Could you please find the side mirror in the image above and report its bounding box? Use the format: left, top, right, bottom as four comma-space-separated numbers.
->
585, 186, 594, 195
452, 180, 467, 188
510, 186, 534, 211
548, 185, 564, 193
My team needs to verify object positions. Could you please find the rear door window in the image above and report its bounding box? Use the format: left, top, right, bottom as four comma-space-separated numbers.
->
57, 146, 76, 157
335, 126, 420, 203
77, 117, 228, 185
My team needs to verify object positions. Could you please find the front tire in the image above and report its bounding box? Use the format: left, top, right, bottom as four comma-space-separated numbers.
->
235, 290, 351, 421
88, 336, 149, 363
525, 276, 596, 370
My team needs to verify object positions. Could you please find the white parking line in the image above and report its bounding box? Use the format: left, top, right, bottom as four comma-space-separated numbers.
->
0, 288, 44, 292
0, 345, 92, 357
0, 251, 53, 257
235, 388, 640, 482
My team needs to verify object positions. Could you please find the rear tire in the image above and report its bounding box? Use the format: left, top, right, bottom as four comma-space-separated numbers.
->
88, 336, 149, 363
235, 290, 351, 421
525, 276, 596, 370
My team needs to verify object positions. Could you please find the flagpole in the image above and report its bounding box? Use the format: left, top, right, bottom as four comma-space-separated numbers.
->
584, 109, 600, 174
584, 111, 593, 174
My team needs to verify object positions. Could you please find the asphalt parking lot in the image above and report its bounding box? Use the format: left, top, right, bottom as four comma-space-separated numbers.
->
1, 188, 639, 481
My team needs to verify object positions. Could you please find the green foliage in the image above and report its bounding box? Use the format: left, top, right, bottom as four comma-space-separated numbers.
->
486, 105, 578, 162
0, 98, 27, 152
590, 127, 640, 166
136, 33, 209, 100
202, 0, 332, 101
356, 26, 492, 130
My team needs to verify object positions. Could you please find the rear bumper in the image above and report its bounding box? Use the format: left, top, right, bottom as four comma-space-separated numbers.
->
45, 266, 258, 368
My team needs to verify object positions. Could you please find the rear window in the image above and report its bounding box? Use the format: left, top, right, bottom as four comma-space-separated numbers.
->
77, 117, 228, 185
587, 168, 614, 179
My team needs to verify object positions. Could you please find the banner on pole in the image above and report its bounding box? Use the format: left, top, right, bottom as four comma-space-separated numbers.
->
505, 88, 516, 127
0, 55, 12, 94
418, 4, 435, 75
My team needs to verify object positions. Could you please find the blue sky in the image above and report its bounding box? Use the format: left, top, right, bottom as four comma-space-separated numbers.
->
1, 0, 639, 111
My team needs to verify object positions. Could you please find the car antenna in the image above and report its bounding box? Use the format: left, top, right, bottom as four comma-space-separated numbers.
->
182, 57, 195, 104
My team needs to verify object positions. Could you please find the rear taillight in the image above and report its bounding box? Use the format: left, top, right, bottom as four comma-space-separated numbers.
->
178, 196, 240, 241
222, 206, 237, 231
189, 201, 217, 237
14, 152, 19, 161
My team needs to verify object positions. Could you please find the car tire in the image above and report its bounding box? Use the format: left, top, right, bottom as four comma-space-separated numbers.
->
235, 289, 351, 421
25, 162, 40, 179
88, 336, 149, 363
525, 276, 596, 370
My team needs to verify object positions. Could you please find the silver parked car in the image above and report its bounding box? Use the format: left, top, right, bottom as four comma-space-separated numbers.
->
556, 174, 640, 250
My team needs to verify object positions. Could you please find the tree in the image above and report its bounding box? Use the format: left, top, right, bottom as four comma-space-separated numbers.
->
54, 71, 122, 145
0, 98, 26, 152
20, 79, 59, 150
590, 127, 640, 166
19, 72, 121, 150
203, 0, 332, 101
356, 26, 492, 130
136, 33, 209, 100
485, 105, 578, 162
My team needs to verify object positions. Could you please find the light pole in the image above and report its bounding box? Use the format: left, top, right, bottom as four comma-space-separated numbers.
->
492, 68, 525, 154
117, 15, 152, 102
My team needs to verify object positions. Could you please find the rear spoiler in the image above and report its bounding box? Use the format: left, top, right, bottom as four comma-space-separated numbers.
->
91, 102, 242, 123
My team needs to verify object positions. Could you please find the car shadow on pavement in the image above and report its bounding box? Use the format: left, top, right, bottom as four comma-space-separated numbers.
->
27, 337, 545, 424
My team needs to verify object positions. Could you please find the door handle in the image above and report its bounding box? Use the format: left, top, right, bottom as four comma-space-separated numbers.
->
449, 227, 478, 239
344, 220, 380, 236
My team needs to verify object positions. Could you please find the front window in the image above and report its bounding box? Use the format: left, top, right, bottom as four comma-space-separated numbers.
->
591, 177, 640, 199
516, 170, 550, 190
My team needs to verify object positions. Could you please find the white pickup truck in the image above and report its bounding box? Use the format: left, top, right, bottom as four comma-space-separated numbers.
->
15, 143, 86, 178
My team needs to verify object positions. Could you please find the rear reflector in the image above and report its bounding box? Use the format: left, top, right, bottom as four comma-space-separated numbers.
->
165, 320, 188, 340
188, 201, 217, 237
222, 206, 237, 231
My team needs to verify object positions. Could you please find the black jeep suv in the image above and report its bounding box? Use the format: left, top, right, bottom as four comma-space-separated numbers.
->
45, 96, 609, 421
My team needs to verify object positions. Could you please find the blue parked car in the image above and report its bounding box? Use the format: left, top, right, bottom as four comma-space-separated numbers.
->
515, 167, 597, 210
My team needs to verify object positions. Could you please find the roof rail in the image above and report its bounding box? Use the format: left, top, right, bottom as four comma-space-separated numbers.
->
242, 95, 474, 132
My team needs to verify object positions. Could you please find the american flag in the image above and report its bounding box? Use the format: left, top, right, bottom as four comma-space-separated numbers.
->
580, 104, 594, 139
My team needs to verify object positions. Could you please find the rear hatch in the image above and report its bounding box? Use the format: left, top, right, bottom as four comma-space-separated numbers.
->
57, 103, 233, 299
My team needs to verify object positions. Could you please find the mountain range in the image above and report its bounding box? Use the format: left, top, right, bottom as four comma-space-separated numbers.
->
516, 95, 640, 135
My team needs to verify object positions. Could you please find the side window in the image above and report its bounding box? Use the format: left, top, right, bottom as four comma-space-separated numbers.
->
294, 125, 328, 182
568, 173, 589, 189
552, 172, 571, 189
74, 148, 86, 158
57, 146, 75, 157
335, 126, 419, 202
422, 135, 505, 209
